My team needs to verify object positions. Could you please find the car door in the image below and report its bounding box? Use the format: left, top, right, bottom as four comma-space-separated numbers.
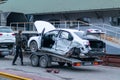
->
41, 30, 59, 48
34, 20, 56, 49
55, 30, 73, 52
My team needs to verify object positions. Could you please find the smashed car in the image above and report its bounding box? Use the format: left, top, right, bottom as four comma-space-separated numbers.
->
28, 21, 92, 58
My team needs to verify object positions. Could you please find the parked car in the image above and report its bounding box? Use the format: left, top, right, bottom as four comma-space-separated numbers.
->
28, 21, 91, 58
0, 26, 15, 57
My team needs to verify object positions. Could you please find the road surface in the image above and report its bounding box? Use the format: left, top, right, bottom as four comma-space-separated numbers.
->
0, 55, 120, 80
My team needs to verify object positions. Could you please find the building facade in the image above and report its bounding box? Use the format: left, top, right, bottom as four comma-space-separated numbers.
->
0, 0, 120, 26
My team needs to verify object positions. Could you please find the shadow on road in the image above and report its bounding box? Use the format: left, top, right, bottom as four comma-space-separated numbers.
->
48, 64, 103, 73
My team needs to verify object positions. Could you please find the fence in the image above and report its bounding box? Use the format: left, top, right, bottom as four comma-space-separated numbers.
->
10, 20, 120, 44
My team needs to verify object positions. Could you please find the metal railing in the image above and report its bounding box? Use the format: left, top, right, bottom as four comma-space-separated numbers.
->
92, 23, 120, 44
10, 22, 37, 34
10, 22, 36, 31
10, 21, 120, 44
93, 24, 120, 37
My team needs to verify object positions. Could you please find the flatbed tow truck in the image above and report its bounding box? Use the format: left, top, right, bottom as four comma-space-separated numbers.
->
30, 50, 103, 68
26, 21, 104, 68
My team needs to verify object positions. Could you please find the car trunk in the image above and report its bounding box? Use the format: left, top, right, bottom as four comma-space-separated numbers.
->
85, 39, 106, 56
89, 39, 105, 49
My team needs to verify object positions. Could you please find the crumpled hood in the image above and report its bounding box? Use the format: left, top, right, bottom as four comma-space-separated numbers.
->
34, 21, 55, 33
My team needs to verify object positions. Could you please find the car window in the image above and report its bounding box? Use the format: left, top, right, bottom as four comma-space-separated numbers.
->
60, 31, 73, 40
74, 32, 84, 38
44, 30, 59, 37
0, 27, 13, 33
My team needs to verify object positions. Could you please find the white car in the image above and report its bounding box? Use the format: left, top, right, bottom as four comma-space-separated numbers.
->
86, 28, 105, 34
28, 21, 91, 58
0, 26, 15, 57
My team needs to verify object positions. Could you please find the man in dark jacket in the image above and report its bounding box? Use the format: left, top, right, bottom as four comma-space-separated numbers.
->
12, 30, 24, 65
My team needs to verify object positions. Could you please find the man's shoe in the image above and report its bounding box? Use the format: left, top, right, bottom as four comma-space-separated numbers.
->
12, 63, 17, 65
21, 63, 24, 66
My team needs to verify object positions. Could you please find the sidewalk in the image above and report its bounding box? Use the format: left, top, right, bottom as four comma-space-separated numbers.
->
0, 69, 54, 80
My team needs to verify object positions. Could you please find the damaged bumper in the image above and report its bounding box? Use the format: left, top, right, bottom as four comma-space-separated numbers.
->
85, 51, 106, 56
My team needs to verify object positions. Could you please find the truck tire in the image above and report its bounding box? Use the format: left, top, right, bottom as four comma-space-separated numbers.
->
30, 54, 39, 66
58, 62, 65, 66
30, 41, 38, 52
39, 55, 51, 68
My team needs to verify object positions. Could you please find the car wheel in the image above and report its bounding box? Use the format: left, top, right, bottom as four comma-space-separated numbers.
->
30, 54, 39, 66
30, 41, 38, 52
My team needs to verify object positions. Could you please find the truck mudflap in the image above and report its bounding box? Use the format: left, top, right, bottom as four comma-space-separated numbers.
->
72, 60, 103, 66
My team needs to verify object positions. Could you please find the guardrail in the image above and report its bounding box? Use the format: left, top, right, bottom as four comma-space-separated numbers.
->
10, 22, 36, 32
93, 24, 120, 38
92, 24, 120, 44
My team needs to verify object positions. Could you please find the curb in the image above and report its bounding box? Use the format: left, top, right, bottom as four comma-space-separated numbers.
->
0, 69, 54, 80
0, 72, 31, 80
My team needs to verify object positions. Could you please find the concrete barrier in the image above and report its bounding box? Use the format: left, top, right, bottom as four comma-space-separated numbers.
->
102, 54, 120, 67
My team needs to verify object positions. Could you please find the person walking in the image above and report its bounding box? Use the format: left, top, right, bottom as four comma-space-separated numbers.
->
12, 30, 24, 65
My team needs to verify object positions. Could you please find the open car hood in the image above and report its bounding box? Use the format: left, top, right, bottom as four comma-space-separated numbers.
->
34, 21, 55, 33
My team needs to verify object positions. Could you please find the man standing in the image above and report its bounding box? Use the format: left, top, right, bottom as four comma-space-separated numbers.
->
12, 30, 23, 65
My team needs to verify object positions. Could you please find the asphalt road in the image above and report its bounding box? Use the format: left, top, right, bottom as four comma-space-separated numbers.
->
0, 55, 120, 80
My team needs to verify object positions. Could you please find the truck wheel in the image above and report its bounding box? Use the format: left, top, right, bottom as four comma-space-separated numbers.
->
30, 54, 39, 66
58, 62, 65, 66
30, 41, 38, 52
39, 55, 51, 68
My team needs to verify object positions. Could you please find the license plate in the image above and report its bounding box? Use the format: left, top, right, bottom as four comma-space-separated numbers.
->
83, 62, 92, 66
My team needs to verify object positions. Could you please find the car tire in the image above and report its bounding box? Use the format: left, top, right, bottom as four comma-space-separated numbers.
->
30, 41, 38, 52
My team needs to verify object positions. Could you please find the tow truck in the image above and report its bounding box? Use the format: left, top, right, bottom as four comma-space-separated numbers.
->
30, 50, 102, 68
28, 21, 104, 68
